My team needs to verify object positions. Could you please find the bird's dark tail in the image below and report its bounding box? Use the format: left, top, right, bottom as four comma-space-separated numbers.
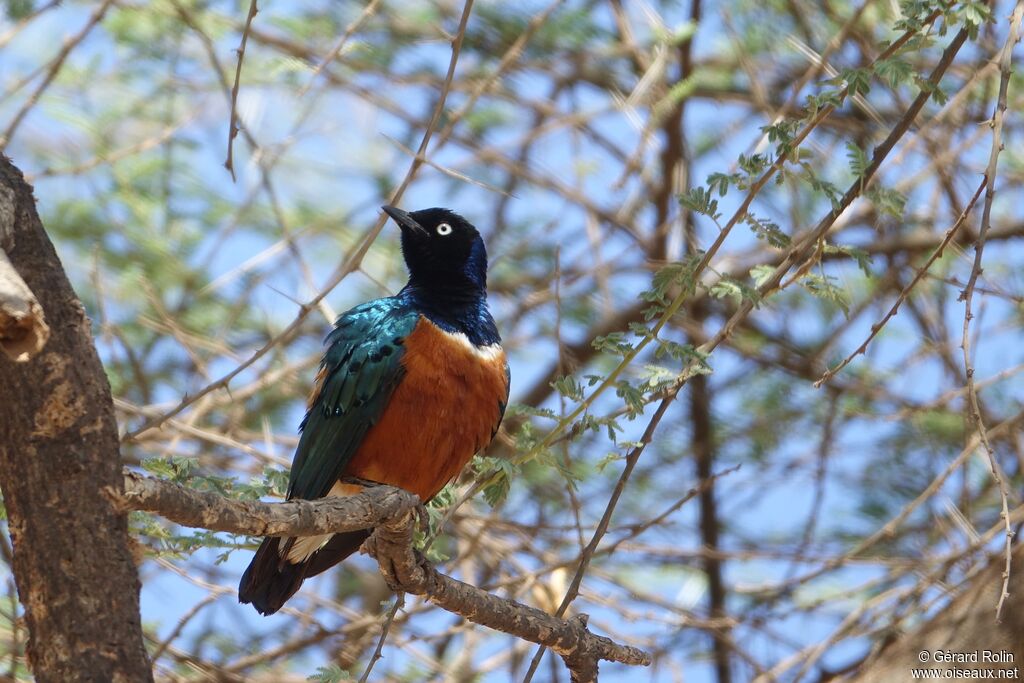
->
238, 530, 371, 615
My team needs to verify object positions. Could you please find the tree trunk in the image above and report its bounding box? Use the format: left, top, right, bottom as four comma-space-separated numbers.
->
0, 155, 152, 682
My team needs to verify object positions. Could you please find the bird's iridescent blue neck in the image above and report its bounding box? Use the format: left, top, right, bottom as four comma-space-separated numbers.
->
397, 284, 500, 347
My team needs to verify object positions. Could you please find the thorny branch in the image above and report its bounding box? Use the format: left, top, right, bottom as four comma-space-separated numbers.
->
815, 177, 987, 387
118, 472, 652, 682
523, 392, 677, 681
959, 0, 1024, 622
224, 0, 259, 181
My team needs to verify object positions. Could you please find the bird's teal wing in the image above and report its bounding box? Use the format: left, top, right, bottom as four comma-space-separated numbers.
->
287, 298, 420, 501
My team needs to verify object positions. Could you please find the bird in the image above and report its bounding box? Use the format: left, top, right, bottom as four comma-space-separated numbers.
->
238, 206, 510, 616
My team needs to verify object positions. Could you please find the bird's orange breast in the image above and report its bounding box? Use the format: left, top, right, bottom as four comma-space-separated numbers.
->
342, 317, 508, 501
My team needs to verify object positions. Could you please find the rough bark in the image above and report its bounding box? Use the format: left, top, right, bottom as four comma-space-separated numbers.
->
121, 472, 653, 682
849, 546, 1024, 683
0, 155, 152, 682
121, 470, 421, 537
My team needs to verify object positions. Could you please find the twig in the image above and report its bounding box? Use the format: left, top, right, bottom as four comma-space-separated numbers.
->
357, 594, 404, 683
297, 0, 383, 99
381, 133, 513, 197
755, 408, 1024, 595
150, 593, 220, 661
487, 10, 948, 479
959, 0, 1023, 623
695, 23, 972, 368
814, 177, 987, 387
362, 509, 651, 683
225, 0, 260, 181
124, 0, 475, 442
26, 117, 191, 180
0, 0, 116, 151
522, 393, 676, 682
384, 0, 475, 204
609, 463, 742, 550
504, 22, 974, 579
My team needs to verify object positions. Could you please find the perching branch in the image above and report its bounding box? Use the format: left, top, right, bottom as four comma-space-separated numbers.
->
119, 472, 652, 683
120, 470, 416, 537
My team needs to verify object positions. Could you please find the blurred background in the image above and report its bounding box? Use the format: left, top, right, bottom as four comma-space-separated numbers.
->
1, 0, 1023, 680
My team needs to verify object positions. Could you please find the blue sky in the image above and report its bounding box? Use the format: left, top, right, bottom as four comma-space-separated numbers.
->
3, 1, 1023, 681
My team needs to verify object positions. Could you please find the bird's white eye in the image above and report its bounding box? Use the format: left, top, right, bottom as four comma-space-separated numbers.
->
436, 223, 453, 236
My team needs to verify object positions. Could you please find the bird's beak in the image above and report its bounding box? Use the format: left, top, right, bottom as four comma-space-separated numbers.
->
382, 205, 427, 235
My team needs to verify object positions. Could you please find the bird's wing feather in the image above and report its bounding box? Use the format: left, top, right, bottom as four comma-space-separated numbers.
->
496, 362, 510, 436
287, 298, 420, 501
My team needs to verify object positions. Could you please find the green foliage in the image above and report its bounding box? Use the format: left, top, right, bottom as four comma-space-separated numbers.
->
130, 510, 249, 561
141, 456, 199, 483
236, 467, 290, 501
824, 244, 873, 276
4, 0, 33, 21
595, 451, 625, 472
473, 4, 605, 58
804, 88, 844, 117
840, 68, 872, 97
464, 105, 512, 139
737, 153, 770, 179
678, 186, 721, 220
915, 77, 950, 106
743, 213, 791, 248
654, 77, 699, 119
308, 664, 352, 682
957, 1, 992, 38
535, 449, 582, 489
865, 186, 908, 218
642, 253, 704, 317
472, 456, 520, 507
134, 460, 289, 559
845, 141, 871, 183
799, 163, 844, 210
552, 374, 584, 401
650, 337, 712, 373
761, 118, 807, 160
874, 58, 915, 88
709, 277, 761, 307
615, 379, 646, 418
750, 264, 776, 289
416, 485, 458, 562
799, 271, 851, 316
592, 331, 633, 357
708, 170, 742, 195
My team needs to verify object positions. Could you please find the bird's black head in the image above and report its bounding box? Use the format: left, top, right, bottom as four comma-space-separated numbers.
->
382, 206, 488, 292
